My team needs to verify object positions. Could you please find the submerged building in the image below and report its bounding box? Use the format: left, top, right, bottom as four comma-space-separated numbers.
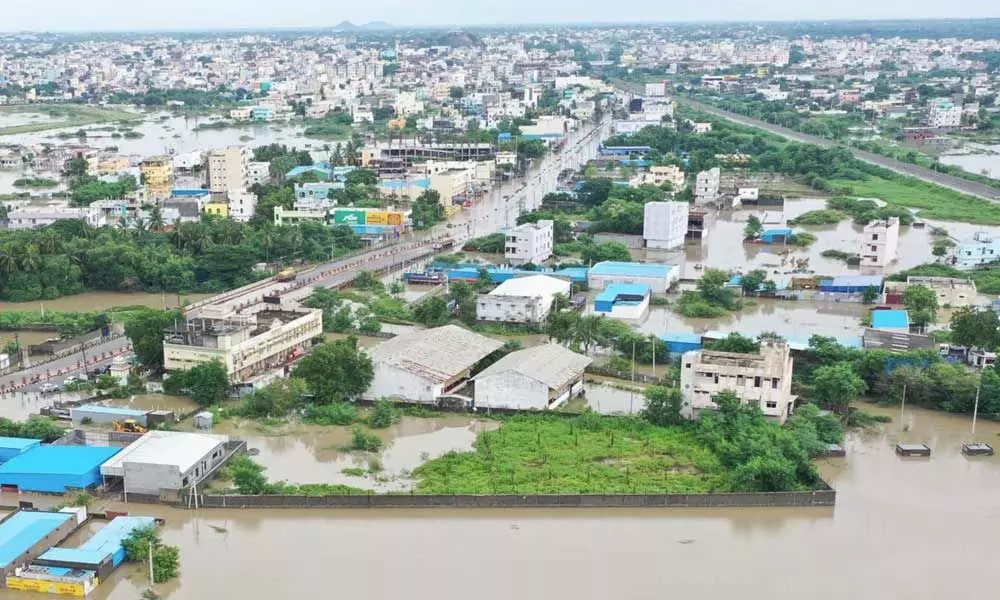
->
474, 344, 591, 411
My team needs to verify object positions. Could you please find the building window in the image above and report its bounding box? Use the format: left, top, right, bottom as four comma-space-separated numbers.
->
737, 375, 745, 386
754, 376, 761, 388
685, 363, 691, 369
765, 401, 777, 409
772, 378, 779, 389
872, 234, 879, 241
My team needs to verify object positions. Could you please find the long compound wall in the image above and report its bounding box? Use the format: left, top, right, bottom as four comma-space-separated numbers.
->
195, 489, 835, 509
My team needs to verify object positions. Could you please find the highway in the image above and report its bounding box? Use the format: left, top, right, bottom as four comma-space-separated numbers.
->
677, 96, 1000, 202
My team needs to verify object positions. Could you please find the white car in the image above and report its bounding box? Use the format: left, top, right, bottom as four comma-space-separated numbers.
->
39, 383, 60, 394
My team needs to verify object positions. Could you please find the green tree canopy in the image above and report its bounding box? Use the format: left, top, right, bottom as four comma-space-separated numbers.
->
292, 337, 373, 404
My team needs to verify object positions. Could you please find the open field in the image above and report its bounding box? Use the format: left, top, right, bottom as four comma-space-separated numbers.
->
832, 174, 1000, 225
414, 414, 729, 494
0, 104, 141, 135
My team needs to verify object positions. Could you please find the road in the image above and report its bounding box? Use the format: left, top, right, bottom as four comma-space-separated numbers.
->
0, 336, 132, 395
677, 96, 1000, 202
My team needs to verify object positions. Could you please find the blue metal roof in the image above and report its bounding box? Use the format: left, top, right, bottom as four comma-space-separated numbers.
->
830, 275, 884, 287
0, 446, 120, 476
41, 516, 156, 566
596, 283, 651, 302
0, 437, 42, 451
871, 310, 910, 330
589, 261, 673, 278
762, 228, 793, 236
0, 511, 74, 568
660, 332, 702, 344
72, 405, 148, 418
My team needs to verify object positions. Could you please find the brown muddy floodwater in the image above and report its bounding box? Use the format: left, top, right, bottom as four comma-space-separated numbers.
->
0, 291, 212, 313
640, 198, 1000, 280
214, 415, 499, 492
3, 405, 1000, 600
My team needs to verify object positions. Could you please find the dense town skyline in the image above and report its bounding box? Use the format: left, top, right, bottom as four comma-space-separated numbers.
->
2, 1, 999, 32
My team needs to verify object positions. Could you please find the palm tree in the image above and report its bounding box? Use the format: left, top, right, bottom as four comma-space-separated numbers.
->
573, 315, 607, 355
149, 206, 165, 232
0, 250, 16, 276
18, 243, 41, 272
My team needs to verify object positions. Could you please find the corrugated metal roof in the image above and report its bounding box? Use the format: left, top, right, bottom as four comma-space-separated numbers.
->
70, 405, 148, 418
871, 310, 910, 330
0, 445, 120, 476
100, 431, 229, 478
40, 516, 156, 566
489, 274, 570, 298
0, 437, 42, 451
368, 325, 503, 383
0, 511, 73, 568
830, 275, 884, 287
475, 344, 592, 390
597, 283, 651, 300
589, 261, 673, 278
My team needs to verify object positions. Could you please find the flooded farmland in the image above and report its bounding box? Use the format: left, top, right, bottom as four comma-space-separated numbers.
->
3, 405, 994, 600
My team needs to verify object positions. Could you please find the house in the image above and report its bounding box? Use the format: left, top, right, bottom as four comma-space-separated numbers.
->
694, 167, 721, 204
476, 274, 571, 324
680, 339, 796, 423
588, 261, 678, 293
953, 232, 1000, 269
641, 165, 686, 189
860, 218, 900, 267
365, 325, 503, 404
884, 276, 977, 307
99, 430, 230, 495
643, 201, 689, 250
473, 344, 591, 410
504, 220, 554, 266
594, 283, 650, 320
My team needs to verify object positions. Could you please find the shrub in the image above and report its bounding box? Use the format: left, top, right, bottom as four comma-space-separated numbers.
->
367, 398, 397, 429
303, 402, 358, 426
349, 425, 383, 452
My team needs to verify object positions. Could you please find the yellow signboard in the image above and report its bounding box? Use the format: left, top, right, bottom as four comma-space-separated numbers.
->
6, 576, 87, 596
366, 211, 404, 226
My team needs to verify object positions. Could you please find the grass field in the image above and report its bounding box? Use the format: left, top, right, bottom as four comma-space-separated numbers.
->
414, 414, 729, 494
0, 104, 141, 136
831, 174, 1000, 225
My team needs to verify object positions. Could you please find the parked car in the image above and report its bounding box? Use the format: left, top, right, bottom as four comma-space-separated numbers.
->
39, 383, 60, 394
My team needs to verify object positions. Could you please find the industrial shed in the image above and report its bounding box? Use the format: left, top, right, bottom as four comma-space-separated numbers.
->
587, 261, 678, 293
100, 430, 230, 495
365, 325, 503, 404
661, 332, 703, 355
0, 446, 120, 493
818, 275, 884, 294
474, 344, 592, 411
0, 510, 77, 583
70, 405, 149, 428
0, 437, 41, 463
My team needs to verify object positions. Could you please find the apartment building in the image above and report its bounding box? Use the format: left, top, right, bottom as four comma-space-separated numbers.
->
927, 99, 962, 128
859, 218, 900, 268
163, 308, 323, 382
140, 155, 173, 199
643, 201, 690, 250
429, 169, 473, 206
247, 161, 271, 187
227, 191, 257, 222
642, 165, 686, 189
953, 231, 1000, 269
207, 146, 250, 195
695, 167, 721, 204
504, 220, 554, 266
680, 339, 795, 423
476, 275, 570, 325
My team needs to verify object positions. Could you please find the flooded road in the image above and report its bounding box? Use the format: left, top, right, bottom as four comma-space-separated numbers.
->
14, 404, 991, 600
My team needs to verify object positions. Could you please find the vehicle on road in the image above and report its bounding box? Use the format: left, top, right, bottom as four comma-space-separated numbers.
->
112, 419, 147, 434
275, 268, 297, 282
40, 383, 60, 394
63, 375, 85, 386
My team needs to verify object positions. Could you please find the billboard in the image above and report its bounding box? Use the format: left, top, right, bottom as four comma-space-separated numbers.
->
333, 209, 367, 225
367, 211, 405, 226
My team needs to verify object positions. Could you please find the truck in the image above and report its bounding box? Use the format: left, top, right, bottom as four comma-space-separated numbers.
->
275, 268, 297, 282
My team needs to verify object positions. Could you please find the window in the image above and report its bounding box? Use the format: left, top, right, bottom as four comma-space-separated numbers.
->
765, 401, 778, 409
685, 363, 691, 369
871, 245, 878, 252
737, 375, 745, 386
772, 378, 780, 389
872, 234, 879, 241
754, 376, 761, 388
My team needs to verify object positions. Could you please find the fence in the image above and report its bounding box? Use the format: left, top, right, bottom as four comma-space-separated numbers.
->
585, 365, 670, 386
195, 489, 835, 509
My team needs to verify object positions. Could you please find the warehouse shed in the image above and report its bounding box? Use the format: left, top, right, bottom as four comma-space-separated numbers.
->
819, 275, 884, 294
661, 332, 703, 355
474, 344, 592, 411
0, 446, 121, 493
587, 261, 678, 293
0, 511, 76, 582
39, 516, 157, 572
100, 430, 230, 495
0, 437, 41, 463
594, 283, 650, 320
70, 405, 149, 428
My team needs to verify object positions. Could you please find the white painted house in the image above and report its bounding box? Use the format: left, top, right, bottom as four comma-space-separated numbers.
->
474, 344, 592, 410
643, 201, 689, 250
476, 275, 571, 324
365, 325, 502, 404
504, 220, 554, 265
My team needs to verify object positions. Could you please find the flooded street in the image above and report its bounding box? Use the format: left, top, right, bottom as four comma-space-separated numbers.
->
5, 404, 988, 600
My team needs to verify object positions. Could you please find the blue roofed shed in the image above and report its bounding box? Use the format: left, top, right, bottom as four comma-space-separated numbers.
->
760, 228, 793, 244
820, 275, 884, 294
41, 516, 156, 569
0, 446, 121, 493
0, 510, 74, 571
871, 309, 910, 332
0, 437, 42, 463
70, 405, 148, 427
660, 332, 702, 355
587, 261, 678, 293
595, 283, 650, 313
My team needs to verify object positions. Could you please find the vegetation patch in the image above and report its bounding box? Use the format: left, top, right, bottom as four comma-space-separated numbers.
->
788, 209, 846, 225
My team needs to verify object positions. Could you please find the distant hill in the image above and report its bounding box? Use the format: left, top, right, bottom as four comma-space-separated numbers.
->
332, 21, 393, 31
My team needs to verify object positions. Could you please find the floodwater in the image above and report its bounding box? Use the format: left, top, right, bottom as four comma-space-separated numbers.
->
6, 404, 994, 600
582, 380, 646, 415
641, 198, 1000, 280
214, 415, 498, 492
940, 144, 1000, 179
0, 291, 211, 313
105, 393, 200, 415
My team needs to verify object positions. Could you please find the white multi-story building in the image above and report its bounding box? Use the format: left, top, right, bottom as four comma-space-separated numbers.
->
4, 206, 104, 229
680, 339, 795, 423
695, 167, 721, 204
953, 231, 1000, 269
860, 218, 900, 268
643, 201, 689, 250
504, 220, 554, 266
247, 161, 271, 187
227, 191, 258, 222
927, 99, 962, 128
476, 274, 571, 324
207, 146, 250, 195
